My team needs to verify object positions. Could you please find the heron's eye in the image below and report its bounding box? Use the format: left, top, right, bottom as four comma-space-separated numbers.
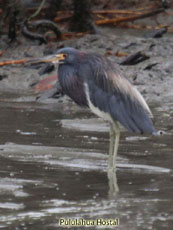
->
62, 53, 67, 59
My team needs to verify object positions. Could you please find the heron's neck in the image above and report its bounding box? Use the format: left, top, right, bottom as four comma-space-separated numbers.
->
58, 64, 88, 107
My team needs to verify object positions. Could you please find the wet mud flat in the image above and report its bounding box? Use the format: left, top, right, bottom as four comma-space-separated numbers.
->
0, 92, 173, 230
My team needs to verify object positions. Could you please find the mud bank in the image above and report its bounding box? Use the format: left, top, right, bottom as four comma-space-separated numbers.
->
0, 27, 173, 105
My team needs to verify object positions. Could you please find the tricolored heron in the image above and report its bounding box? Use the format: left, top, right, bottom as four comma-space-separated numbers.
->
32, 47, 158, 171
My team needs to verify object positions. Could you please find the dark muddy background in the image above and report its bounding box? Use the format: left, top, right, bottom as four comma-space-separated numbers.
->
0, 0, 173, 229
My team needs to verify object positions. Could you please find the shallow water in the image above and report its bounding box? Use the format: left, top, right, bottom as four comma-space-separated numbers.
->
0, 92, 173, 230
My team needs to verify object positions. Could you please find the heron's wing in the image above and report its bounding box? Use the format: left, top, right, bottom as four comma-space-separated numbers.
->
86, 55, 155, 134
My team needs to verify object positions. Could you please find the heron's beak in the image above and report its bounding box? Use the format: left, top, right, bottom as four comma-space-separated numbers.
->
26, 53, 66, 64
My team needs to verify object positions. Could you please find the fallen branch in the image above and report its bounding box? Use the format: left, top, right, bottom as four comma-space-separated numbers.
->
119, 22, 173, 34
115, 50, 129, 57
53, 7, 150, 24
129, 4, 160, 12
96, 8, 164, 25
119, 23, 169, 31
54, 14, 73, 23
120, 51, 149, 65
93, 9, 144, 15
30, 19, 62, 39
55, 5, 158, 17
21, 23, 47, 44
28, 0, 46, 20
61, 32, 88, 40
150, 27, 168, 38
144, 63, 158, 70
0, 58, 29, 67
105, 50, 129, 57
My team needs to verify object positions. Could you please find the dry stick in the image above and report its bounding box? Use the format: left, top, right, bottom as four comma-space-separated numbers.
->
56, 5, 157, 16
93, 10, 144, 15
54, 6, 163, 23
96, 8, 164, 25
119, 23, 168, 30
42, 32, 88, 41
120, 51, 149, 65
28, 0, 46, 20
31, 19, 62, 38
54, 8, 148, 23
61, 32, 88, 40
0, 59, 29, 67
54, 15, 72, 23
96, 14, 108, 19
127, 4, 158, 12
21, 24, 47, 43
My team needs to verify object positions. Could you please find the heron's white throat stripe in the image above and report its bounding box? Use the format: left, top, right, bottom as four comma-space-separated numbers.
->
84, 83, 113, 122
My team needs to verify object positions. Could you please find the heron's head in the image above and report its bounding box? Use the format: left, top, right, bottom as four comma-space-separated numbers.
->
28, 47, 82, 65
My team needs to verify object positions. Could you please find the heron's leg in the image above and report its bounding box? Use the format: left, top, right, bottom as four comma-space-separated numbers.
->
108, 123, 115, 169
112, 122, 120, 170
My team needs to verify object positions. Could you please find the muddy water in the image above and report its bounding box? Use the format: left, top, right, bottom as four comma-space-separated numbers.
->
0, 92, 172, 230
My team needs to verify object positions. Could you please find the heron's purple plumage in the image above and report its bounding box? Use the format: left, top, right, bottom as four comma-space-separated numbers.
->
58, 62, 88, 107
57, 47, 155, 134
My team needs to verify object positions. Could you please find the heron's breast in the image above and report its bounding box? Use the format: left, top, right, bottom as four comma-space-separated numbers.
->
84, 83, 113, 122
